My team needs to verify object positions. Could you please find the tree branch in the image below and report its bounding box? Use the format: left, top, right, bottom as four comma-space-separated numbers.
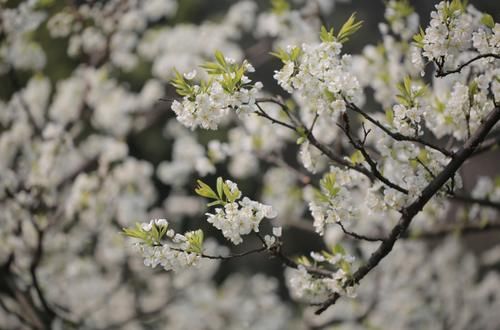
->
345, 101, 454, 157
255, 98, 376, 179
315, 105, 500, 314
336, 222, 386, 242
435, 53, 500, 77
338, 114, 409, 194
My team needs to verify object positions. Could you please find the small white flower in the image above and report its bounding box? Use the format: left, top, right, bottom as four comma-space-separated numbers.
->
155, 218, 168, 227
141, 220, 154, 232
183, 69, 197, 80
264, 235, 276, 247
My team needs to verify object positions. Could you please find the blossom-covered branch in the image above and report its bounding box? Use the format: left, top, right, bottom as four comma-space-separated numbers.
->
316, 105, 500, 314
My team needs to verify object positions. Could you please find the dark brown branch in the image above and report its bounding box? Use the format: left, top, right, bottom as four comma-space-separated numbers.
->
345, 101, 453, 157
254, 103, 296, 130
254, 232, 334, 278
435, 53, 500, 77
164, 245, 267, 261
315, 105, 500, 314
255, 99, 376, 179
336, 222, 385, 242
200, 246, 267, 260
339, 114, 409, 194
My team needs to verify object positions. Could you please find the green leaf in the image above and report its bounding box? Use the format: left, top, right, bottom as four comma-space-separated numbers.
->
403, 76, 412, 97
171, 69, 193, 97
395, 76, 415, 106
412, 27, 425, 48
296, 255, 311, 266
270, 48, 289, 63
332, 243, 346, 255
418, 149, 429, 164
321, 172, 339, 196
195, 180, 219, 199
385, 108, 394, 124
216, 177, 224, 200
340, 260, 351, 273
214, 50, 227, 68
36, 0, 55, 8
186, 230, 204, 254
469, 80, 479, 96
151, 224, 160, 242
296, 136, 306, 145
223, 183, 234, 202
409, 159, 419, 169
320, 25, 335, 42
271, 0, 289, 14
350, 150, 365, 165
200, 62, 225, 75
313, 188, 330, 203
122, 223, 147, 240
290, 46, 302, 61
395, 94, 410, 107
480, 14, 495, 29
159, 224, 168, 239
337, 13, 363, 43
414, 84, 427, 98
207, 200, 224, 207
324, 89, 336, 102
434, 98, 445, 113
392, 0, 414, 18
449, 0, 467, 14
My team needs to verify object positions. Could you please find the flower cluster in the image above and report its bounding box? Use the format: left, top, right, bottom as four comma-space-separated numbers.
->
272, 16, 364, 116
472, 22, 500, 55
383, 0, 419, 40
286, 245, 356, 304
305, 167, 368, 235
3, 0, 500, 328
426, 79, 496, 141
196, 178, 277, 245
391, 77, 428, 137
420, 0, 473, 63
123, 219, 203, 272
171, 51, 262, 130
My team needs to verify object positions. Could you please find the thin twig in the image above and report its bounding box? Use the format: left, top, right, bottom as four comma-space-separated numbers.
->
338, 114, 409, 194
253, 232, 334, 278
255, 99, 376, 179
345, 101, 453, 157
336, 222, 385, 242
255, 103, 296, 130
435, 53, 500, 77
165, 245, 267, 261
